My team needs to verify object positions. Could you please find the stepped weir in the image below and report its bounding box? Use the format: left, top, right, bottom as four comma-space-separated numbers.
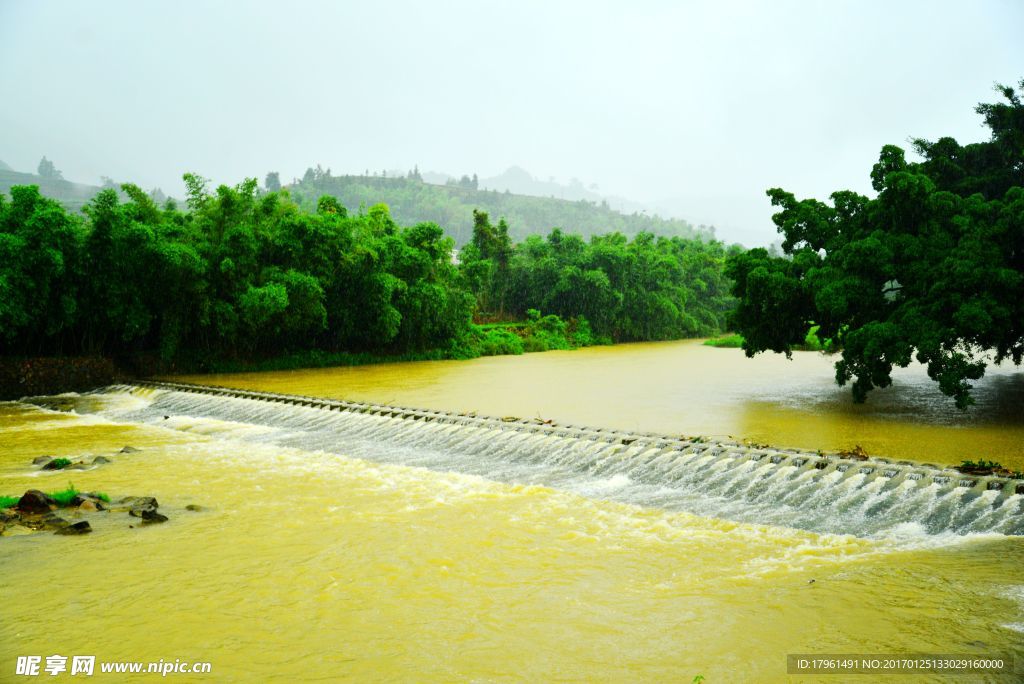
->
68, 381, 1024, 536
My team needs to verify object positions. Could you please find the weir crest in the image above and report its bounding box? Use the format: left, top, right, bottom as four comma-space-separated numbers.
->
35, 381, 1024, 537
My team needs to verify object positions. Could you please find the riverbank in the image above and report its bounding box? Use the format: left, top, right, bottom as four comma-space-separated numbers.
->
0, 356, 121, 401
0, 316, 617, 398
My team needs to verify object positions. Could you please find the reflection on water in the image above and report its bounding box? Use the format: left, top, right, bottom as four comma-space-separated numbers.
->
173, 340, 1024, 469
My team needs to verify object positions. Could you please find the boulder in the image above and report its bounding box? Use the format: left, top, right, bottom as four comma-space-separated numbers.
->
185, 504, 204, 512
20, 513, 69, 531
91, 456, 112, 465
119, 446, 140, 453
125, 497, 160, 519
121, 496, 158, 509
16, 490, 56, 513
31, 455, 53, 465
139, 510, 168, 524
71, 493, 107, 510
54, 521, 91, 535
41, 459, 71, 470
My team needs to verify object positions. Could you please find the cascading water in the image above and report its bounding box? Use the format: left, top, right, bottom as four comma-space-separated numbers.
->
35, 381, 1024, 537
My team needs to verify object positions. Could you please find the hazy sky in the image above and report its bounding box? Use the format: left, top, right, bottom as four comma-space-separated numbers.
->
1, 1, 1021, 246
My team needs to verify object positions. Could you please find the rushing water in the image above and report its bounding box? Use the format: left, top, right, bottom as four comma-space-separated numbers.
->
2, 341, 1023, 682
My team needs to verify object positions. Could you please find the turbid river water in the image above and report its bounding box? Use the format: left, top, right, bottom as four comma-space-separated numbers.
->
2, 341, 1023, 682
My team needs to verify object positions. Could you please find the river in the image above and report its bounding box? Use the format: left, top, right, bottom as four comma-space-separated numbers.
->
1, 341, 1022, 682
176, 340, 1024, 469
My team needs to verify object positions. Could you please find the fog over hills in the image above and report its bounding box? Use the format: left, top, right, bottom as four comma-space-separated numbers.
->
1, 2, 1020, 246
417, 165, 656, 216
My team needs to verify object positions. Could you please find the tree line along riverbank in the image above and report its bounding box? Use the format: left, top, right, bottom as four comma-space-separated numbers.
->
0, 172, 737, 399
2, 79, 1021, 409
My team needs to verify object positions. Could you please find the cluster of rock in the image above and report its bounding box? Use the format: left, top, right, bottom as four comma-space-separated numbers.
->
0, 490, 170, 537
32, 445, 140, 471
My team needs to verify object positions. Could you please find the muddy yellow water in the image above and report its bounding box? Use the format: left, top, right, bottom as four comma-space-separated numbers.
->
174, 340, 1024, 470
2, 342, 1023, 682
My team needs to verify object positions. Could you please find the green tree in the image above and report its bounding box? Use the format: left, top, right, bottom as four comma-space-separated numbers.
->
726, 80, 1024, 408
265, 171, 281, 192
37, 156, 63, 180
0, 186, 82, 352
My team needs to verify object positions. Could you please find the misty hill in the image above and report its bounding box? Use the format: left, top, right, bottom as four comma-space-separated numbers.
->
0, 165, 176, 212
0, 168, 105, 213
288, 170, 710, 244
406, 165, 653, 217
0, 162, 710, 244
478, 166, 649, 213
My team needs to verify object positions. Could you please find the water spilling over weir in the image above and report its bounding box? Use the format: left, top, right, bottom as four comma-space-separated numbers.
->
49, 381, 1024, 537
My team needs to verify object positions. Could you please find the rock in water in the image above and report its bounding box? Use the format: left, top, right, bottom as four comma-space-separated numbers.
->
71, 493, 107, 510
122, 496, 158, 510
185, 504, 204, 512
139, 510, 169, 524
17, 490, 56, 513
55, 521, 91, 535
42, 460, 70, 470
31, 455, 53, 465
119, 446, 140, 453
21, 514, 70, 531
91, 456, 112, 465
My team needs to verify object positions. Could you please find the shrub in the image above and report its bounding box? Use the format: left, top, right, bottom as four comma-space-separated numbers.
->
477, 327, 524, 356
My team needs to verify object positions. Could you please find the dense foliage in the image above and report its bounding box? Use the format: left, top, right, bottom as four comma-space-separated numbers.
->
288, 169, 710, 245
461, 210, 738, 340
0, 168, 106, 214
0, 178, 473, 363
0, 175, 734, 368
726, 81, 1024, 408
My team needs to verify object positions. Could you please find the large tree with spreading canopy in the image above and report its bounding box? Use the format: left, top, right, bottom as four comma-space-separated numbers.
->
726, 80, 1024, 408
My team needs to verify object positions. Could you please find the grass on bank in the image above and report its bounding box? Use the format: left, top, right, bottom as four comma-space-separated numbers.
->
190, 310, 609, 374
703, 333, 745, 348
704, 326, 833, 352
0, 483, 110, 509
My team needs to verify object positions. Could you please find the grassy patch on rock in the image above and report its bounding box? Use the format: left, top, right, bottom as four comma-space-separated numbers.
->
0, 484, 110, 509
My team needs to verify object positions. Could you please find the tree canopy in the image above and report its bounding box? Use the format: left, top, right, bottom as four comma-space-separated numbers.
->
37, 156, 63, 180
461, 211, 738, 341
288, 168, 710, 245
726, 80, 1024, 408
0, 175, 734, 368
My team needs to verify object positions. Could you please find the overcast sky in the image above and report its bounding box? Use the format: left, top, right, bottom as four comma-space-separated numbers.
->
1, 1, 1021, 246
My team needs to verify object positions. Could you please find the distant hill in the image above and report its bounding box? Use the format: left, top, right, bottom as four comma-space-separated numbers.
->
478, 165, 598, 200
288, 172, 711, 244
0, 159, 12, 172
0, 168, 106, 213
1, 162, 711, 244
0, 167, 176, 212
